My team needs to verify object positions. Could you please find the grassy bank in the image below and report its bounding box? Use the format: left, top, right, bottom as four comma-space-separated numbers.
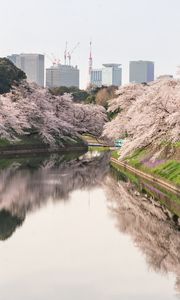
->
81, 133, 107, 146
112, 143, 180, 187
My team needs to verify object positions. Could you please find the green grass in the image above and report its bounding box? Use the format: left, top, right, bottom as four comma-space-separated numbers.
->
88, 146, 110, 152
111, 150, 120, 159
0, 139, 11, 146
153, 161, 180, 185
81, 134, 105, 145
126, 149, 147, 166
125, 148, 180, 186
175, 141, 180, 148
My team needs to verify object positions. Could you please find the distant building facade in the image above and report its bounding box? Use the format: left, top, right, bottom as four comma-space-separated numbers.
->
90, 64, 122, 87
46, 64, 79, 88
7, 53, 45, 87
129, 61, 154, 84
102, 64, 122, 86
90, 69, 102, 87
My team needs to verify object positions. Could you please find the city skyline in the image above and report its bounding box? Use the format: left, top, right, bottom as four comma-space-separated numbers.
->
3, 48, 178, 88
7, 53, 156, 88
1, 0, 180, 87
6, 52, 175, 88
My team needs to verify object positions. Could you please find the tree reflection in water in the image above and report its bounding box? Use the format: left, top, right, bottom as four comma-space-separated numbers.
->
0, 210, 24, 241
1, 150, 180, 295
0, 151, 110, 240
104, 174, 180, 294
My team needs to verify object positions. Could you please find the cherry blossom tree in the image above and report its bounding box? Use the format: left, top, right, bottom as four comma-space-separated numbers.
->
0, 81, 107, 145
103, 79, 180, 158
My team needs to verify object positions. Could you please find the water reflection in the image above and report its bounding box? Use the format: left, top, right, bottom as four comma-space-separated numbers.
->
0, 151, 179, 297
0, 151, 110, 240
0, 210, 24, 240
105, 172, 180, 293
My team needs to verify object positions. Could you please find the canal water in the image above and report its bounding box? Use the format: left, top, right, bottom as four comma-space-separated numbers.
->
0, 151, 179, 300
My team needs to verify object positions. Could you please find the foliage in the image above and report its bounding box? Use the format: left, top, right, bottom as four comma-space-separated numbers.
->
103, 79, 180, 158
95, 85, 118, 108
50, 85, 119, 108
50, 86, 89, 102
0, 58, 26, 94
85, 85, 118, 108
126, 148, 180, 186
85, 94, 96, 104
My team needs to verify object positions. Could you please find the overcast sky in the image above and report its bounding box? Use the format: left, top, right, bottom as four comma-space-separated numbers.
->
1, 0, 180, 87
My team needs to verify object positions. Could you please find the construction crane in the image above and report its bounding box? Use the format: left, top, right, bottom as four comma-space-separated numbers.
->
51, 53, 60, 65
67, 42, 80, 66
45, 53, 60, 66
44, 53, 56, 66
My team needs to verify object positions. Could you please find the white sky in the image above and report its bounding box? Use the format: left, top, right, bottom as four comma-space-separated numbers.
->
0, 0, 180, 88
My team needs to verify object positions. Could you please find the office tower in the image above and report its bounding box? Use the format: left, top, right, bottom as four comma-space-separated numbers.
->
129, 61, 154, 84
102, 64, 122, 86
90, 64, 122, 87
90, 69, 102, 87
8, 53, 45, 87
46, 64, 79, 88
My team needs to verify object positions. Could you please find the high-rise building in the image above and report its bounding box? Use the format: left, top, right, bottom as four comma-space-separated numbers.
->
46, 64, 79, 88
129, 61, 154, 84
102, 64, 122, 86
7, 53, 45, 87
90, 69, 102, 87
90, 64, 122, 87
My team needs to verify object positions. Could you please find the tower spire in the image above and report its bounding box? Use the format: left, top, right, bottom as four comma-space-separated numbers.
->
88, 40, 93, 85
